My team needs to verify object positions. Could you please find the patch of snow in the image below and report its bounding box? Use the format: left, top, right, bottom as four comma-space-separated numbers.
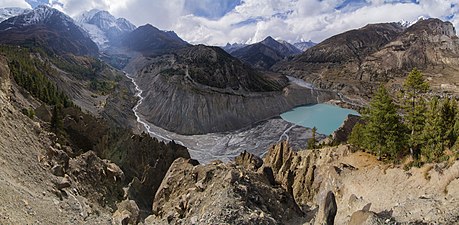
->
78, 23, 109, 48
0, 7, 30, 23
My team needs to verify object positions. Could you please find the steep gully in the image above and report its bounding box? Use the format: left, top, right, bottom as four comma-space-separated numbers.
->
125, 72, 331, 163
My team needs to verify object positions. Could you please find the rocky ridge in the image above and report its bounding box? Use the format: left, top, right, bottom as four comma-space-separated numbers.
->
275, 18, 459, 98
146, 141, 459, 224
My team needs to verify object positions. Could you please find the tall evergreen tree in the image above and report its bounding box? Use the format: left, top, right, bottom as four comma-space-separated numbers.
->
51, 104, 64, 135
421, 97, 444, 161
440, 98, 458, 149
307, 127, 317, 149
364, 86, 406, 160
401, 68, 429, 156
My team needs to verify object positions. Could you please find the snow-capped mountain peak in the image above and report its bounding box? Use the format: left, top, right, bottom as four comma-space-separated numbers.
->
3, 5, 73, 27
0, 7, 30, 23
75, 9, 136, 49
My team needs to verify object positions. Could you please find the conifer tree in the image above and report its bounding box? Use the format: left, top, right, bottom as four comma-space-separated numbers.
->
307, 127, 317, 149
401, 68, 429, 156
363, 86, 406, 160
440, 98, 458, 148
51, 104, 64, 134
421, 97, 444, 161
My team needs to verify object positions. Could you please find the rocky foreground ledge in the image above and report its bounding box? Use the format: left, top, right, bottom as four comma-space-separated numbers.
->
143, 142, 459, 224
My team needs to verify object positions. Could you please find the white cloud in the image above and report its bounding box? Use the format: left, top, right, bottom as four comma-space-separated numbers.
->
0, 0, 31, 8
172, 0, 459, 45
48, 0, 459, 45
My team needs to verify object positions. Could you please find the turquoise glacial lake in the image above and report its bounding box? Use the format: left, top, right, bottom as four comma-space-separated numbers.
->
280, 104, 360, 135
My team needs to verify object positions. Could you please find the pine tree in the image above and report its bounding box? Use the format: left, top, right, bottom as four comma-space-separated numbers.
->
440, 98, 458, 149
421, 97, 443, 161
307, 127, 317, 149
364, 86, 407, 160
51, 104, 64, 135
401, 68, 429, 156
348, 123, 366, 149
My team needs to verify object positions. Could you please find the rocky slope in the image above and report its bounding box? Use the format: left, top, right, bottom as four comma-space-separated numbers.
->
275, 18, 459, 98
128, 45, 337, 135
232, 36, 301, 70
0, 56, 116, 224
263, 141, 459, 224
0, 5, 98, 56
0, 42, 191, 222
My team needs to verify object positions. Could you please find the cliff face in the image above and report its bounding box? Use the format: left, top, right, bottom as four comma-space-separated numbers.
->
275, 18, 459, 98
131, 45, 337, 135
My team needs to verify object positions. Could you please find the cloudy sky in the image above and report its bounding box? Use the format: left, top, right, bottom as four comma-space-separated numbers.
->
1, 0, 459, 45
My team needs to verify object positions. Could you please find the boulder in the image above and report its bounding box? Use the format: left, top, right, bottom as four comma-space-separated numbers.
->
348, 210, 385, 225
112, 200, 140, 225
235, 150, 263, 170
314, 191, 337, 225
51, 164, 65, 177
56, 174, 71, 190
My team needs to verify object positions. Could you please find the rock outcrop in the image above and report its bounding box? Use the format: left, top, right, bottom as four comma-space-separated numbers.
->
130, 45, 336, 134
147, 158, 305, 224
235, 150, 263, 170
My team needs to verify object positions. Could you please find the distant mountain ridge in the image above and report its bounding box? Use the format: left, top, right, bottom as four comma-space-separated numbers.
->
231, 36, 302, 70
117, 24, 189, 56
222, 42, 247, 53
293, 41, 316, 51
0, 5, 98, 56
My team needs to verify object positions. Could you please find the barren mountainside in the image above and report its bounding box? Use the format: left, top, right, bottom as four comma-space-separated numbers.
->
274, 18, 459, 98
